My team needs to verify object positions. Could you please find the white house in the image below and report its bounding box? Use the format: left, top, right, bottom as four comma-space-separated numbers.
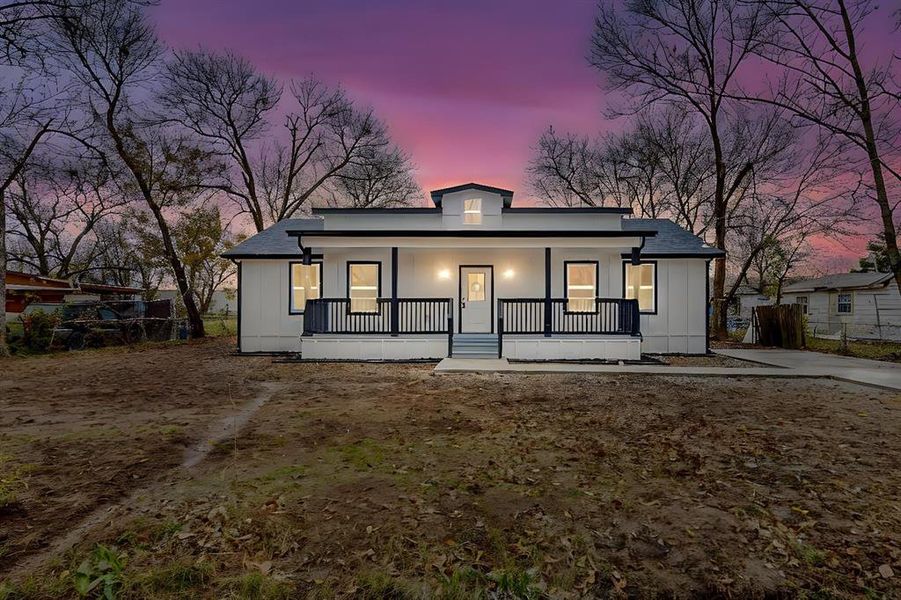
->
223, 183, 723, 360
781, 272, 901, 341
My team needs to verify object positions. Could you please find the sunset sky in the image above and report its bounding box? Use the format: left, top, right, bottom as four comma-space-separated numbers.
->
151, 0, 897, 269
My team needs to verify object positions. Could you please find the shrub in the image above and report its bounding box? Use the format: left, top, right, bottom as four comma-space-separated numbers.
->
20, 310, 60, 352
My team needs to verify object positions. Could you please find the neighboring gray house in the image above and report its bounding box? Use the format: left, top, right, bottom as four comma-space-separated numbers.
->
781, 272, 901, 341
731, 284, 771, 320
222, 183, 723, 360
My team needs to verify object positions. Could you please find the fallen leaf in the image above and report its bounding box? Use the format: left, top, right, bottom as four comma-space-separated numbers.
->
878, 564, 894, 579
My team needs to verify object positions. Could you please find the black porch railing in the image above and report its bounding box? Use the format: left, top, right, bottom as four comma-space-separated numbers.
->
497, 297, 640, 357
302, 298, 454, 353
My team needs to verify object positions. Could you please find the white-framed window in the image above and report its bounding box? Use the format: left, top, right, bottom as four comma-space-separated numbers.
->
289, 262, 321, 314
836, 292, 853, 314
348, 262, 380, 313
796, 296, 808, 315
624, 262, 656, 313
463, 198, 482, 225
565, 261, 597, 313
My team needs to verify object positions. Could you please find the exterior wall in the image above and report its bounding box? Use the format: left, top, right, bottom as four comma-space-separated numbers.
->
503, 336, 641, 361
239, 260, 305, 352
783, 287, 901, 341
633, 259, 709, 354
440, 190, 504, 228
238, 251, 710, 355
301, 336, 447, 360
315, 204, 623, 231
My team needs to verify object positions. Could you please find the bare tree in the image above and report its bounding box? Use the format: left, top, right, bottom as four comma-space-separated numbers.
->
159, 49, 280, 232
529, 109, 715, 234
528, 127, 608, 207
724, 132, 863, 307
327, 146, 421, 208
591, 0, 777, 338
161, 52, 403, 230
740, 0, 901, 295
45, 0, 211, 337
5, 151, 127, 278
0, 80, 57, 356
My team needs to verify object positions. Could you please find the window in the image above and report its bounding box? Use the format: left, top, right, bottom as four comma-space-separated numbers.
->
796, 296, 808, 315
836, 292, 853, 314
466, 272, 486, 302
565, 262, 597, 312
348, 262, 380, 313
289, 262, 321, 314
624, 262, 656, 313
463, 198, 482, 225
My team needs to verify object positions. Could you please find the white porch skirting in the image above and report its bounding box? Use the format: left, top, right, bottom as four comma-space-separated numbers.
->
300, 335, 447, 361
502, 336, 641, 361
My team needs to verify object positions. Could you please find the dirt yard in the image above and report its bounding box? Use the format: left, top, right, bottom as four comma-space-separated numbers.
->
1, 339, 899, 599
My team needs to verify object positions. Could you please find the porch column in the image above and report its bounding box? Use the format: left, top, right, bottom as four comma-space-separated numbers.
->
391, 247, 399, 336
544, 247, 552, 337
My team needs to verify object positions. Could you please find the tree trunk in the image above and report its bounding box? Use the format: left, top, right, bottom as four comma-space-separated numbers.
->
709, 116, 730, 340
147, 203, 205, 338
839, 0, 901, 295
0, 189, 8, 357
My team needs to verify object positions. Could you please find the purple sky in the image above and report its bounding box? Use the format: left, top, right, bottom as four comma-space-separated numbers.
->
152, 0, 610, 201
152, 0, 898, 268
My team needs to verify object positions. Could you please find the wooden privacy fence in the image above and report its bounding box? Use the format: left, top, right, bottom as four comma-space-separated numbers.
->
753, 304, 805, 349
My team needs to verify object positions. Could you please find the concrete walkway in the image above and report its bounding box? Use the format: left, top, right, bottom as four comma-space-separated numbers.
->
714, 348, 901, 392
435, 351, 901, 392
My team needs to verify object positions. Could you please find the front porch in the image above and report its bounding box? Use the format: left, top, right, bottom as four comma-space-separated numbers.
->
300, 296, 641, 361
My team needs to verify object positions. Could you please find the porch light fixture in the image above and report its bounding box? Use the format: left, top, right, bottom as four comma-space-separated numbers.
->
438, 268, 451, 280
503, 268, 515, 279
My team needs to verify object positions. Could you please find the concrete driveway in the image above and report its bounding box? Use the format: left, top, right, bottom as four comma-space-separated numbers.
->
715, 348, 901, 391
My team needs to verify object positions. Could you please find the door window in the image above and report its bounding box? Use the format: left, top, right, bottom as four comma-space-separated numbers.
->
467, 272, 486, 302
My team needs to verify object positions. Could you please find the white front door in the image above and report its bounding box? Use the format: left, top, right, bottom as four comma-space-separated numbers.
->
460, 266, 493, 333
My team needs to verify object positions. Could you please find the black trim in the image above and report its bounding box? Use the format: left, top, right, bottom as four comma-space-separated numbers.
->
544, 248, 552, 337
622, 260, 659, 315
503, 207, 632, 214
563, 261, 600, 314
224, 253, 323, 259
430, 183, 514, 208
563, 259, 601, 315
312, 207, 441, 214
458, 265, 495, 334
620, 251, 724, 259
390, 248, 399, 336
236, 262, 242, 353
291, 229, 657, 238
705, 260, 711, 354
288, 260, 323, 315
346, 261, 382, 315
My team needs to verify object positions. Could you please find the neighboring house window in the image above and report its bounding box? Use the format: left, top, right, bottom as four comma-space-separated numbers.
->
836, 292, 853, 314
796, 296, 808, 315
289, 262, 321, 314
348, 262, 380, 313
565, 261, 598, 312
624, 262, 657, 313
463, 198, 482, 224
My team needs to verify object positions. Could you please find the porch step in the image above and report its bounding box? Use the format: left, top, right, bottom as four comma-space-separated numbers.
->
452, 334, 499, 358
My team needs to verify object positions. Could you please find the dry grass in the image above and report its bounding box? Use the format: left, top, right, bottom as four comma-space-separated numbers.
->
1, 339, 900, 598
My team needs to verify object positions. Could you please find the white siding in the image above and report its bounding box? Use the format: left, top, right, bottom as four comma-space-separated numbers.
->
783, 285, 901, 341
638, 259, 708, 354
239, 260, 304, 353
237, 251, 710, 355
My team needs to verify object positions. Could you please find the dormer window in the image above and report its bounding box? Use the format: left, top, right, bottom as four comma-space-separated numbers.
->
463, 198, 482, 225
